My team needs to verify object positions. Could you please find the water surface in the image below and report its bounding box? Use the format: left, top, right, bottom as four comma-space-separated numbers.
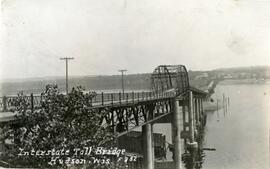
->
202, 82, 270, 169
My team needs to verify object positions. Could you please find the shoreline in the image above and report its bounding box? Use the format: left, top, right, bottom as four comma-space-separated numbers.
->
219, 78, 270, 85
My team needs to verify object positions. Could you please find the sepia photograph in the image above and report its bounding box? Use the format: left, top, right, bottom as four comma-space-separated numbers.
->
0, 0, 270, 169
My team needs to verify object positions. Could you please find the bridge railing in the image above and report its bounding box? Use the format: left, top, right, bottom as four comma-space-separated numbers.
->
0, 91, 175, 112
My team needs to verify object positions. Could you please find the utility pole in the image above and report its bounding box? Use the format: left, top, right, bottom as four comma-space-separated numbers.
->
60, 57, 74, 94
118, 69, 127, 94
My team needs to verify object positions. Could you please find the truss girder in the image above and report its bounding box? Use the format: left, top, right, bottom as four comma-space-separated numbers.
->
99, 98, 173, 136
151, 65, 189, 96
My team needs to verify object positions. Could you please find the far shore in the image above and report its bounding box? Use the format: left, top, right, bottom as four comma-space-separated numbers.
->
218, 78, 270, 85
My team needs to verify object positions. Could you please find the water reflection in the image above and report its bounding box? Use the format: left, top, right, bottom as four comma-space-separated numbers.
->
182, 95, 227, 169
182, 83, 270, 169
182, 149, 205, 169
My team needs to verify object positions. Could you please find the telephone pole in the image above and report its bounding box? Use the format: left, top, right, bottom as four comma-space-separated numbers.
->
60, 57, 74, 94
118, 69, 127, 94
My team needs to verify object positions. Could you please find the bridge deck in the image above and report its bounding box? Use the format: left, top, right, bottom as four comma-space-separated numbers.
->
0, 87, 207, 123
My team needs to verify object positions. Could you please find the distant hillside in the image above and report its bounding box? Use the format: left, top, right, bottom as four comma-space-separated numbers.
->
212, 66, 270, 79
1, 65, 269, 96
0, 74, 152, 96
215, 65, 270, 71
0, 72, 208, 96
214, 66, 270, 74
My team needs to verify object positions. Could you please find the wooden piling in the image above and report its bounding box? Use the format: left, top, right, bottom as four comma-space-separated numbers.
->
223, 94, 225, 116
216, 99, 220, 120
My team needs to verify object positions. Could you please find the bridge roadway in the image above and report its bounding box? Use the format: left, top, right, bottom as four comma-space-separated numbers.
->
0, 87, 206, 127
0, 90, 174, 124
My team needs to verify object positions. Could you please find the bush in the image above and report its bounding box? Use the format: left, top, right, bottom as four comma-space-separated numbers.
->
0, 84, 116, 168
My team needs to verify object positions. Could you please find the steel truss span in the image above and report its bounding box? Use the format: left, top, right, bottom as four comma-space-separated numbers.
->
99, 98, 172, 137
151, 65, 189, 97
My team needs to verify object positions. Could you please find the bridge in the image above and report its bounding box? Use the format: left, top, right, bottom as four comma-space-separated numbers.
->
0, 65, 208, 169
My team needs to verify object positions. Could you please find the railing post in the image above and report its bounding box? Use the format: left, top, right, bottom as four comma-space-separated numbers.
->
101, 92, 104, 106
126, 93, 129, 104
111, 93, 114, 105
119, 92, 121, 105
30, 93, 34, 113
3, 96, 7, 112
142, 91, 144, 100
94, 94, 97, 103
132, 92, 134, 104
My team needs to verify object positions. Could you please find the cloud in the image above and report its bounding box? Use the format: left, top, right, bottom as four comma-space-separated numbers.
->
1, 0, 270, 79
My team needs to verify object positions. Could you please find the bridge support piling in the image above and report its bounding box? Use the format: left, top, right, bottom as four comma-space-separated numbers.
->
195, 99, 199, 126
197, 99, 201, 128
200, 99, 205, 126
201, 99, 204, 115
182, 104, 187, 144
198, 99, 201, 122
187, 91, 198, 150
172, 99, 182, 169
142, 124, 154, 169
198, 99, 201, 120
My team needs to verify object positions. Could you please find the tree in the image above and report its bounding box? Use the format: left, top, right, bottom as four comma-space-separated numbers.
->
0, 84, 116, 168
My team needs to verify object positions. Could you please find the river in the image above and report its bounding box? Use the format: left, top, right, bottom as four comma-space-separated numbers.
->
153, 80, 270, 169
200, 81, 270, 169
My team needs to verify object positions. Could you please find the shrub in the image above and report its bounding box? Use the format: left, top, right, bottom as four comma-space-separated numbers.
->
0, 84, 116, 168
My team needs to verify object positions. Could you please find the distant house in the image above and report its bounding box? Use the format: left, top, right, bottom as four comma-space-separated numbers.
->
224, 74, 233, 79
194, 73, 208, 80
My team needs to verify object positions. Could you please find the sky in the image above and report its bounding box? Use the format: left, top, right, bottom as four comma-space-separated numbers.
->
1, 0, 270, 80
